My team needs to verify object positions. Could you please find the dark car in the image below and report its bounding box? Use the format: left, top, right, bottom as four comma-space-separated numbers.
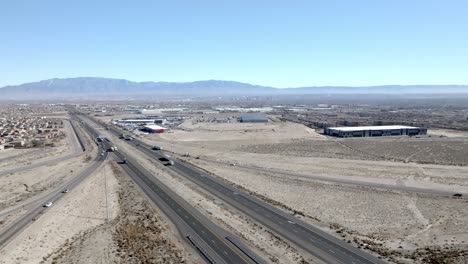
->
159, 157, 174, 166
152, 146, 162, 150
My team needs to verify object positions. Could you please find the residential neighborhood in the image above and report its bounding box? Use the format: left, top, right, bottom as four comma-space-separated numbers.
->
0, 115, 64, 150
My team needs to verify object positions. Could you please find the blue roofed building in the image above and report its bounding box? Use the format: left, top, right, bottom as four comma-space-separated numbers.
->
238, 115, 269, 123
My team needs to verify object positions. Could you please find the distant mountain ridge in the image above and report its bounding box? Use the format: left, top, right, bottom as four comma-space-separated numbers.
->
1, 77, 467, 100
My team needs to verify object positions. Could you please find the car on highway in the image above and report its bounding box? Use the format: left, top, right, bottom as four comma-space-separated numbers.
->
159, 157, 174, 166
121, 158, 128, 164
62, 189, 69, 193
43, 202, 53, 207
152, 145, 162, 150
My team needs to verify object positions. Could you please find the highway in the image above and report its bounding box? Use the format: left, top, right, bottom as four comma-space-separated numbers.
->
77, 114, 264, 264
83, 113, 387, 264
0, 119, 85, 177
0, 118, 107, 249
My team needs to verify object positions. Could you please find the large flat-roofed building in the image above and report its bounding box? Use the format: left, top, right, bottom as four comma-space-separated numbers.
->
238, 115, 269, 123
325, 125, 427, 138
117, 119, 160, 125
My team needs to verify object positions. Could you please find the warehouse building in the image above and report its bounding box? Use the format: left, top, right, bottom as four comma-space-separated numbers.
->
116, 119, 166, 125
141, 124, 166, 134
238, 115, 269, 123
325, 125, 427, 138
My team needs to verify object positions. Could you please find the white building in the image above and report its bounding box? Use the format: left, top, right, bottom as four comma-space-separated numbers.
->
325, 125, 427, 138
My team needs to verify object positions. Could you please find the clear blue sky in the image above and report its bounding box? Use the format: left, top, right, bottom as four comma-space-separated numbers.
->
1, 0, 467, 88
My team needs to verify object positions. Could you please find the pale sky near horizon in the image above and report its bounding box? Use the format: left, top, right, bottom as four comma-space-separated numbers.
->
1, 0, 467, 88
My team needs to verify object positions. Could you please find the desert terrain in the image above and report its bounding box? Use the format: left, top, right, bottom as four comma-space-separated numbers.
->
90, 120, 321, 264
114, 115, 468, 264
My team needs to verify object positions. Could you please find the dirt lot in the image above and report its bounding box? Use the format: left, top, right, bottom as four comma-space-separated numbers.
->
238, 136, 468, 166
0, 148, 37, 161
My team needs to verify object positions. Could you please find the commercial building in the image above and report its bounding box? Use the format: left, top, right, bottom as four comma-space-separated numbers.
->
116, 119, 160, 125
238, 115, 269, 123
141, 124, 166, 133
325, 125, 427, 138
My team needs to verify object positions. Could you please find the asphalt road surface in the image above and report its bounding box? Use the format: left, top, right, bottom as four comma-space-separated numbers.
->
0, 120, 107, 249
83, 114, 388, 264
79, 115, 264, 264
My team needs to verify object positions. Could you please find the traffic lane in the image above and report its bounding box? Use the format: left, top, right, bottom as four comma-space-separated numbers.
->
130, 141, 383, 264
169, 163, 360, 264
85, 116, 353, 263
87, 120, 262, 263
0, 146, 107, 248
110, 149, 255, 264
172, 160, 386, 264
131, 143, 356, 263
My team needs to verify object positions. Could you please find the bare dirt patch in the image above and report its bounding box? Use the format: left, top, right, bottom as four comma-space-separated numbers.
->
41, 162, 196, 264
0, 163, 119, 264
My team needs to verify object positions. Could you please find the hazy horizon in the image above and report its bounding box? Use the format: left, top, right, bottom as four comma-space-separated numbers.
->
1, 76, 467, 90
1, 1, 468, 88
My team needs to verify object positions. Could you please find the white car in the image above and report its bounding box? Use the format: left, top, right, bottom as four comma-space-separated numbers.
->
43, 202, 53, 207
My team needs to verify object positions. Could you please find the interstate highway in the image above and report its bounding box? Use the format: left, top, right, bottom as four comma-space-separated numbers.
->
79, 115, 263, 264
84, 114, 387, 264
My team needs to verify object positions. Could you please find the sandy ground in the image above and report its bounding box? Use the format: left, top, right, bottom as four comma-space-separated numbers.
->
0, 163, 120, 264
187, 157, 468, 261
103, 115, 468, 263
41, 162, 197, 264
90, 120, 322, 264
0, 118, 97, 235
0, 130, 96, 214
428, 128, 468, 138
0, 148, 37, 160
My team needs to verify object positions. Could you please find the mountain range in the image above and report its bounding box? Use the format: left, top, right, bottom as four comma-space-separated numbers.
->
0, 77, 467, 100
